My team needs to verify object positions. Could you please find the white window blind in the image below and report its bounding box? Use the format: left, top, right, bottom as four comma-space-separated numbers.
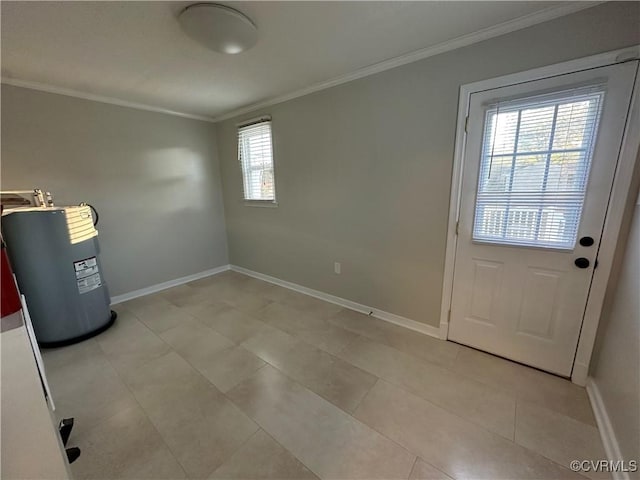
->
472, 87, 605, 249
238, 119, 276, 201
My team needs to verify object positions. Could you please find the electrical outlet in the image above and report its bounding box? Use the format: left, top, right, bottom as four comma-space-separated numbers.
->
334, 262, 341, 274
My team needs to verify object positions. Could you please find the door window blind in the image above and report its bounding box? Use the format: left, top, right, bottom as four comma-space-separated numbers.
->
472, 87, 605, 249
238, 120, 275, 201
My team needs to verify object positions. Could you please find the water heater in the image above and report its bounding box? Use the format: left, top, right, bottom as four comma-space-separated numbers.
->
1, 204, 115, 347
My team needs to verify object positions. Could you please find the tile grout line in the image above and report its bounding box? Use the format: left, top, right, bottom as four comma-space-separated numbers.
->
219, 379, 326, 480
92, 327, 190, 479
131, 268, 594, 428
223, 362, 421, 479
405, 454, 454, 480
128, 281, 522, 456
224, 362, 427, 479
439, 347, 597, 425
234, 333, 375, 416
327, 331, 524, 442
349, 377, 587, 480
237, 323, 380, 415
181, 272, 456, 376
126, 287, 282, 394
347, 364, 519, 441
44, 338, 143, 445
398, 335, 599, 431
204, 428, 263, 479
333, 330, 362, 356
125, 297, 271, 405
254, 427, 323, 480
106, 293, 272, 476
156, 279, 596, 447
452, 357, 599, 429
121, 277, 595, 478
110, 305, 193, 371
349, 376, 381, 418
323, 308, 462, 370
100, 305, 269, 479
60, 282, 417, 477
513, 399, 518, 442
512, 399, 602, 479
152, 286, 345, 400
407, 455, 419, 480
346, 378, 457, 479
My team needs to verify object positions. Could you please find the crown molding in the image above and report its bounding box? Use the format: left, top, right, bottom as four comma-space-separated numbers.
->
1, 2, 598, 124
0, 77, 217, 123
212, 1, 599, 122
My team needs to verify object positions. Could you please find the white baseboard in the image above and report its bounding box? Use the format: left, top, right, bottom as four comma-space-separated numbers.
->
439, 321, 450, 340
586, 378, 630, 480
110, 264, 230, 305
571, 361, 589, 387
230, 265, 441, 339
110, 262, 443, 340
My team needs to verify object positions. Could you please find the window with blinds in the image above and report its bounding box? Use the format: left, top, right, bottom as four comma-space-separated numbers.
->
472, 87, 605, 249
238, 119, 276, 202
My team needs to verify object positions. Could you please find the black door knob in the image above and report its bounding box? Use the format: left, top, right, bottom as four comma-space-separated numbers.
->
579, 236, 595, 247
575, 257, 590, 269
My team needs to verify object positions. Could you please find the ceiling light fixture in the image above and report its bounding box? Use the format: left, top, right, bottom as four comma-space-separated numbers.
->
178, 3, 258, 55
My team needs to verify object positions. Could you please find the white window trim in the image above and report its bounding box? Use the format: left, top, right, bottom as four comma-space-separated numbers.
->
244, 199, 279, 208
237, 115, 278, 206
439, 45, 640, 386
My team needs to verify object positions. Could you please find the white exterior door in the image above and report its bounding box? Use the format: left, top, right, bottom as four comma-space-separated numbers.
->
448, 61, 638, 376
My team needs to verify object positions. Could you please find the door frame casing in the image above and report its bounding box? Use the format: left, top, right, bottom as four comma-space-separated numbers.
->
439, 46, 640, 386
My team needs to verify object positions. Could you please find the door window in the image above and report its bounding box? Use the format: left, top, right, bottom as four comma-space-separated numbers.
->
473, 87, 604, 249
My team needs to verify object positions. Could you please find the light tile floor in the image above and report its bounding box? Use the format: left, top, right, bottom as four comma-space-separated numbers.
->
42, 271, 606, 480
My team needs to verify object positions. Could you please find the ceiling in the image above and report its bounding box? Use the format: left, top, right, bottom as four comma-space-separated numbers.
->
1, 1, 591, 120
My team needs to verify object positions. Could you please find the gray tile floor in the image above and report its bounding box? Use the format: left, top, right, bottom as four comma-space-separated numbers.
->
42, 271, 606, 479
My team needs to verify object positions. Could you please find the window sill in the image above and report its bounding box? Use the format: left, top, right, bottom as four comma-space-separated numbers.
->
243, 200, 278, 208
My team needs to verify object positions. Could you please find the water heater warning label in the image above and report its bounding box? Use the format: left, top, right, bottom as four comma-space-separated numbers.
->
74, 257, 102, 294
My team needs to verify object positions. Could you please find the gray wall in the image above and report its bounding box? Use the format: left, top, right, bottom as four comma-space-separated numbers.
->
591, 196, 640, 464
590, 181, 640, 465
1, 85, 228, 297
217, 2, 640, 326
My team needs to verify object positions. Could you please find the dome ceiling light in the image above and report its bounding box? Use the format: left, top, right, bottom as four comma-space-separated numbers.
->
178, 3, 258, 55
